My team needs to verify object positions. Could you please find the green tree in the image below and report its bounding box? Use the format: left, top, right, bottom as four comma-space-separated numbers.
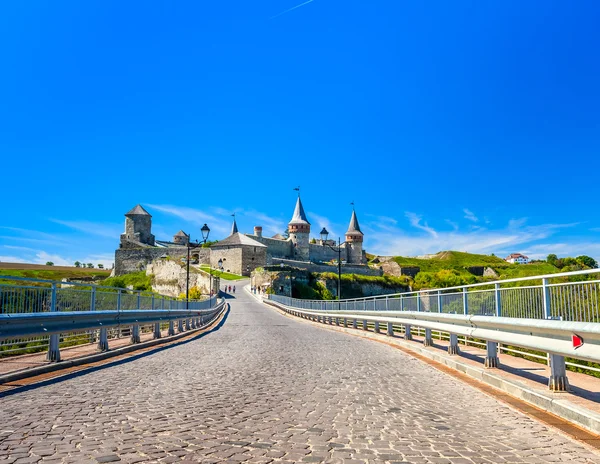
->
547, 254, 558, 266
74, 261, 81, 268
576, 255, 598, 269
45, 261, 54, 266
98, 264, 104, 269
87, 263, 93, 268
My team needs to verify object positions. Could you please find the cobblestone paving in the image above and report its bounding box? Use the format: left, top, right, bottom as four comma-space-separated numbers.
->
1, 286, 598, 463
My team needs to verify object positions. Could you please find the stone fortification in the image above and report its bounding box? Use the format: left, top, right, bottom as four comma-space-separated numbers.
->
115, 198, 370, 279
146, 258, 219, 297
246, 235, 293, 262
115, 247, 210, 276
308, 243, 340, 263
270, 258, 383, 277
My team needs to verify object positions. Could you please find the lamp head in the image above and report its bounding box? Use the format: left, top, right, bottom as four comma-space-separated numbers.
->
320, 227, 329, 242
200, 224, 210, 241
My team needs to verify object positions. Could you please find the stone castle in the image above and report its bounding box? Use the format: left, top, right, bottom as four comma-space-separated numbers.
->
114, 196, 373, 277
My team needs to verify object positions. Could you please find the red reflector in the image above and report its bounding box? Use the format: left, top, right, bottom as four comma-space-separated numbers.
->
572, 334, 584, 349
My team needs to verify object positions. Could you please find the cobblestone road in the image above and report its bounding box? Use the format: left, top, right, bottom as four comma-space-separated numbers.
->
1, 285, 598, 463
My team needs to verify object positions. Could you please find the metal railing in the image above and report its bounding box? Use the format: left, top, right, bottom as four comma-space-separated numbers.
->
0, 276, 223, 363
269, 268, 600, 392
270, 268, 600, 322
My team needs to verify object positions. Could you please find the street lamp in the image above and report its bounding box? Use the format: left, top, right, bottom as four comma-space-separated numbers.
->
320, 229, 346, 300
186, 223, 211, 310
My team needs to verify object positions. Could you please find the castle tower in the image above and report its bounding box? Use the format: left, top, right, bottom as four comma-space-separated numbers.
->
173, 230, 190, 246
344, 208, 364, 264
120, 204, 155, 246
288, 196, 310, 261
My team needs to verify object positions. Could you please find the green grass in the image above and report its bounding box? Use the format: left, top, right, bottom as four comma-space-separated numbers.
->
0, 268, 110, 283
389, 251, 563, 287
198, 265, 245, 281
101, 271, 153, 291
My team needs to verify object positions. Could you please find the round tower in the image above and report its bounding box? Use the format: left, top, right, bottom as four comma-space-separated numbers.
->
344, 209, 364, 264
173, 230, 190, 246
120, 204, 155, 246
288, 196, 310, 261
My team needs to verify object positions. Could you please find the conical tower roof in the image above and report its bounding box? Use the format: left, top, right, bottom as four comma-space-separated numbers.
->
231, 217, 239, 235
346, 209, 363, 236
126, 204, 151, 216
289, 197, 310, 226
174, 230, 188, 237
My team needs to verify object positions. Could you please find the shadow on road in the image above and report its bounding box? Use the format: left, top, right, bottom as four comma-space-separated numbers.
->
0, 306, 231, 399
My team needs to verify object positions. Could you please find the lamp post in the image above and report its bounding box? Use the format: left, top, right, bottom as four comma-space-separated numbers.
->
186, 223, 211, 310
320, 228, 346, 300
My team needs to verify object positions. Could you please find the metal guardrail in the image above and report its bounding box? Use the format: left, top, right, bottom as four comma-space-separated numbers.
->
0, 275, 223, 362
271, 268, 600, 322
269, 268, 600, 391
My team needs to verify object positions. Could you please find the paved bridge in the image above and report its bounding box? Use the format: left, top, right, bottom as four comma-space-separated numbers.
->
1, 283, 598, 463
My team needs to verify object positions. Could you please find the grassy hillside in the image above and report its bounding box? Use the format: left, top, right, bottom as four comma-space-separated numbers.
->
0, 263, 110, 282
375, 251, 565, 289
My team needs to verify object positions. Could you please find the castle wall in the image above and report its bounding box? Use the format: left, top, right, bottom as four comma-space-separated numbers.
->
245, 235, 293, 260
210, 245, 268, 276
270, 258, 383, 277
146, 258, 220, 297
115, 247, 210, 276
308, 243, 340, 263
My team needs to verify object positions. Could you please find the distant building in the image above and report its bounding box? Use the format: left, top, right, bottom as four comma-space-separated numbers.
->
505, 253, 529, 264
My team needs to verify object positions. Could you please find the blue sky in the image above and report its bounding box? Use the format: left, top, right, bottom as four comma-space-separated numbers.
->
1, 1, 599, 267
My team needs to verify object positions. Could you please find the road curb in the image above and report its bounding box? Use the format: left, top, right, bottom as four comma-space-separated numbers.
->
264, 300, 600, 437
0, 303, 229, 386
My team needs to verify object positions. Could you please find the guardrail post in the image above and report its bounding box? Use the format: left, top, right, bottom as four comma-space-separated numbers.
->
484, 341, 499, 368
417, 294, 421, 312
463, 287, 468, 315
91, 287, 96, 312
362, 319, 368, 330
385, 296, 389, 311
448, 334, 459, 355
152, 294, 161, 339
543, 278, 552, 319
495, 283, 502, 317
186, 317, 191, 330
178, 318, 184, 333
548, 354, 570, 391
437, 290, 442, 313
352, 318, 358, 329
98, 326, 109, 351
374, 321, 380, 333
405, 324, 412, 340
400, 295, 404, 312
168, 298, 175, 336
131, 315, 141, 344
343, 317, 348, 327
424, 328, 433, 346
47, 283, 61, 362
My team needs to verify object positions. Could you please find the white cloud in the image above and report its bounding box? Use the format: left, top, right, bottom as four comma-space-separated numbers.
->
34, 251, 114, 268
463, 209, 478, 222
147, 204, 231, 238
241, 210, 286, 237
363, 214, 584, 259
405, 212, 438, 238
0, 255, 27, 263
50, 219, 122, 238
